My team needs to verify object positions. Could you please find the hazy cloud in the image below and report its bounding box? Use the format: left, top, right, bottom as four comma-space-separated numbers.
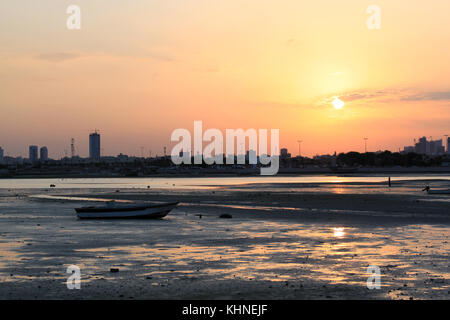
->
146, 51, 175, 62
322, 89, 450, 105
314, 88, 450, 109
286, 39, 295, 46
192, 66, 219, 73
35, 52, 82, 62
401, 91, 450, 101
34, 50, 176, 63
339, 90, 393, 102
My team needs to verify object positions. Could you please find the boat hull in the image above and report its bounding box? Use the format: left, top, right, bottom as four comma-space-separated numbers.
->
75, 202, 178, 219
427, 189, 450, 195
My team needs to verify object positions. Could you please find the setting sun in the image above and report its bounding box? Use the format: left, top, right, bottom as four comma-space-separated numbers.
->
332, 97, 345, 110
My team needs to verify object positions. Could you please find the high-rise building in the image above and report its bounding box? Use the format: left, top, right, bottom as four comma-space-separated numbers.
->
0, 146, 4, 163
430, 139, 445, 155
40, 146, 48, 161
415, 137, 427, 154
411, 136, 446, 155
29, 145, 38, 163
447, 137, 450, 154
280, 148, 291, 158
403, 146, 415, 154
89, 131, 101, 160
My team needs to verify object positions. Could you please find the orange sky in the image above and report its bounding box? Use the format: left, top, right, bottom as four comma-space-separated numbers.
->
0, 0, 449, 158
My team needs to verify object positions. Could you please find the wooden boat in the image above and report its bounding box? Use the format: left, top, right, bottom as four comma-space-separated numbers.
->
75, 202, 179, 219
426, 189, 450, 195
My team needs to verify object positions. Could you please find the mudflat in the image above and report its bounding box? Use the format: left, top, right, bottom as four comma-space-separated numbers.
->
0, 178, 449, 299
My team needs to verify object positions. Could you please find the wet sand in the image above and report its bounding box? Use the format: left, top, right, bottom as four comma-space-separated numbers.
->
0, 179, 449, 299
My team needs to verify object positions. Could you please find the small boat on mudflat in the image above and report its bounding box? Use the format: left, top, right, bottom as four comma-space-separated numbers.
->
426, 189, 450, 195
75, 202, 179, 219
422, 186, 450, 195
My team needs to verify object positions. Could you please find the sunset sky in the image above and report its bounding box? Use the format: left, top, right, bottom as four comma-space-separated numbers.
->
1, 0, 449, 158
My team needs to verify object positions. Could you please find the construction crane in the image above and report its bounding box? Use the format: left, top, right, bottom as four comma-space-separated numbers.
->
297, 140, 302, 157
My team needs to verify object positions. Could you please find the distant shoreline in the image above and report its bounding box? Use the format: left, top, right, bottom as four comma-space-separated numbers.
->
1, 167, 450, 179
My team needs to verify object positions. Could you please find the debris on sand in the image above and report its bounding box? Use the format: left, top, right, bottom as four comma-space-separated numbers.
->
219, 214, 232, 219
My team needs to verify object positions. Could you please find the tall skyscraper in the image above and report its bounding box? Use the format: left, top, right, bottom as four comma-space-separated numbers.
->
40, 146, 48, 161
0, 146, 4, 163
415, 137, 427, 154
29, 145, 38, 163
89, 131, 101, 160
431, 139, 445, 155
447, 137, 450, 154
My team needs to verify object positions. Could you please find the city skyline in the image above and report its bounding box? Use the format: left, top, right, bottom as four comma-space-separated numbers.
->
1, 132, 449, 161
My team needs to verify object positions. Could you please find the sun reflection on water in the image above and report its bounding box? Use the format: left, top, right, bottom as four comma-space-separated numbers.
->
333, 227, 345, 238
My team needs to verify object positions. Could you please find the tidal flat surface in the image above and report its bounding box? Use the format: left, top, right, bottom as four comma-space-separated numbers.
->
0, 177, 449, 299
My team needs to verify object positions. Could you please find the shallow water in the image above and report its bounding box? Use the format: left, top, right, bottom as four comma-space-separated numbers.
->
1, 174, 450, 190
